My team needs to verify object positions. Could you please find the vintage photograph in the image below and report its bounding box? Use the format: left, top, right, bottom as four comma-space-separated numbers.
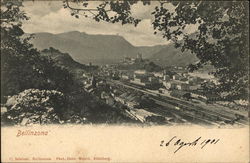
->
1, 0, 249, 127
1, 1, 249, 162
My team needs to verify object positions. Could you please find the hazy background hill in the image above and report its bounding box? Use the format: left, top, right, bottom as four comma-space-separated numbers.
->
149, 45, 198, 67
136, 45, 167, 58
30, 31, 198, 66
31, 31, 139, 65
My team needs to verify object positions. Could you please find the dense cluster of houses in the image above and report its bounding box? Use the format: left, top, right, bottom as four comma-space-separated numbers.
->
119, 68, 221, 103
93, 60, 222, 105
98, 63, 221, 103
79, 63, 249, 125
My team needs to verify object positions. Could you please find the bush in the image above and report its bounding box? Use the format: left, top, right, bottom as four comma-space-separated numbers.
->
3, 89, 67, 125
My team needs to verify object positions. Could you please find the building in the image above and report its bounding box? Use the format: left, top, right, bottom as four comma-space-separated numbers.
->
121, 74, 130, 80
170, 90, 191, 100
163, 75, 171, 81
189, 85, 202, 90
129, 109, 157, 123
114, 92, 142, 109
101, 91, 109, 99
176, 82, 190, 91
121, 73, 133, 80
131, 78, 148, 86
158, 88, 169, 94
188, 76, 204, 84
123, 56, 136, 64
148, 77, 159, 84
97, 80, 107, 87
153, 72, 164, 78
163, 81, 178, 90
134, 69, 147, 75
136, 53, 143, 62
91, 76, 97, 88
173, 74, 181, 80
205, 94, 221, 101
191, 91, 221, 102
163, 80, 190, 91
137, 53, 142, 59
84, 84, 94, 93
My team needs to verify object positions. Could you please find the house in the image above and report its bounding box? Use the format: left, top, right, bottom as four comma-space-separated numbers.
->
189, 85, 202, 90
111, 89, 123, 97
122, 57, 136, 65
101, 91, 109, 99
121, 74, 130, 80
170, 90, 191, 100
97, 80, 107, 87
173, 74, 181, 80
163, 75, 171, 81
130, 76, 149, 86
204, 94, 221, 102
85, 88, 94, 93
84, 84, 94, 93
134, 69, 147, 75
163, 81, 177, 90
176, 82, 190, 91
129, 109, 157, 122
158, 88, 169, 94
121, 73, 133, 80
148, 77, 159, 84
153, 72, 164, 78
188, 76, 204, 84
191, 91, 221, 102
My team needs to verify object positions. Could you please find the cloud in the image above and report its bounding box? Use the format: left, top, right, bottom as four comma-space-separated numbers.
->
21, 1, 172, 46
22, 1, 62, 17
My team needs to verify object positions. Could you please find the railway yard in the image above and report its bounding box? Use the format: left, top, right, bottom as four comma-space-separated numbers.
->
105, 79, 249, 126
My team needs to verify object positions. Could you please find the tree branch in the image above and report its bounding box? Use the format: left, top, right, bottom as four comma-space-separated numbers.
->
65, 0, 111, 12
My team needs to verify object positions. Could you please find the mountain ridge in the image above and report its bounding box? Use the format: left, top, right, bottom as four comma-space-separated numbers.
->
29, 31, 198, 66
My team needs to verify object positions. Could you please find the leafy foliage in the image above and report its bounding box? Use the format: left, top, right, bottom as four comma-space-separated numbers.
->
63, 0, 143, 26
1, 1, 139, 125
144, 61, 162, 72
151, 1, 249, 100
66, 0, 249, 100
3, 89, 66, 125
1, 1, 75, 102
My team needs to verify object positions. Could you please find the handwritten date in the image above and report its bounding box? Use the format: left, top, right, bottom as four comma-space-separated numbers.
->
160, 136, 220, 153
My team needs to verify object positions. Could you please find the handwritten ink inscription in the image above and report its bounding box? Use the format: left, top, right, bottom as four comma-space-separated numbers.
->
160, 136, 220, 153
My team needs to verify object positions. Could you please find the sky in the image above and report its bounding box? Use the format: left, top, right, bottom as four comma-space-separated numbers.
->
21, 1, 172, 46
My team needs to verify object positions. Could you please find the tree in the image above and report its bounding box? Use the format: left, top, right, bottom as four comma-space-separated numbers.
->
1, 1, 75, 102
144, 61, 162, 72
65, 0, 249, 100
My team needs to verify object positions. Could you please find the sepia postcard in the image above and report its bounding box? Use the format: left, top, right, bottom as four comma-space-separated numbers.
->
1, 0, 249, 162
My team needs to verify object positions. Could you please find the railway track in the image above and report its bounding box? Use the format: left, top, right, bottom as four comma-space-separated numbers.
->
155, 96, 247, 125
107, 79, 247, 126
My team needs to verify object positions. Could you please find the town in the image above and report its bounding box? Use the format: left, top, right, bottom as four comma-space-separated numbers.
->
81, 54, 249, 126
